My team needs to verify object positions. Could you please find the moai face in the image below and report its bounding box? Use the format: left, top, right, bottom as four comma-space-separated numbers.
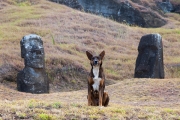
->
21, 34, 44, 68
134, 34, 164, 78
18, 34, 49, 94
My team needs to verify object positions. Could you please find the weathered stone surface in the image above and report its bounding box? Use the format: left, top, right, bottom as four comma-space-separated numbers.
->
115, 2, 145, 27
49, 0, 167, 28
157, 0, 174, 13
17, 34, 49, 94
77, 0, 145, 27
172, 4, 180, 14
78, 0, 166, 27
134, 34, 164, 79
175, 7, 180, 14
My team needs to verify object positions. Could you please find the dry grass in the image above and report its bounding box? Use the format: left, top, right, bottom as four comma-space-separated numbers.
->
0, 0, 180, 119
1, 78, 180, 119
0, 0, 138, 88
171, 0, 180, 4
0, 0, 180, 91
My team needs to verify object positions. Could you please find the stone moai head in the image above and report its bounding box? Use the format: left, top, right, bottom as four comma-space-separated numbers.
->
17, 34, 49, 94
134, 33, 164, 79
20, 34, 44, 68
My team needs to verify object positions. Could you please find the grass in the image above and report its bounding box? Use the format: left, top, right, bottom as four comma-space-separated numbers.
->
1, 101, 178, 119
1, 78, 180, 119
171, 0, 180, 4
0, 0, 180, 81
0, 0, 180, 89
0, 0, 180, 119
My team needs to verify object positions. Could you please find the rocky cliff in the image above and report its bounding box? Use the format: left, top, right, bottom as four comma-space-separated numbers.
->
49, 0, 179, 27
171, 1, 180, 14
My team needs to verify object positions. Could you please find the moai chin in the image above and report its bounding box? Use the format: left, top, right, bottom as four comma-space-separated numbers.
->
134, 33, 165, 79
17, 34, 49, 93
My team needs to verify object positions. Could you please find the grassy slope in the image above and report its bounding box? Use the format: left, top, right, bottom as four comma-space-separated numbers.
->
1, 0, 180, 119
1, 0, 180, 92
0, 0, 139, 90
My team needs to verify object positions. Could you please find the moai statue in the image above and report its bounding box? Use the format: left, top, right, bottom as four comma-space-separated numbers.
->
17, 34, 49, 93
134, 33, 164, 79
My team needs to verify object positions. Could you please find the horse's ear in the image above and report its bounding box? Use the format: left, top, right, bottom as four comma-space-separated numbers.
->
99, 51, 105, 59
86, 51, 93, 60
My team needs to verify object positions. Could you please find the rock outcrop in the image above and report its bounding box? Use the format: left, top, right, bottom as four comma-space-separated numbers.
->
157, 0, 174, 13
50, 0, 167, 28
171, 2, 180, 14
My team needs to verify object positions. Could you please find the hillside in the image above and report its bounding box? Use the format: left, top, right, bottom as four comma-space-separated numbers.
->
50, 0, 180, 27
0, 0, 180, 92
0, 0, 180, 119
